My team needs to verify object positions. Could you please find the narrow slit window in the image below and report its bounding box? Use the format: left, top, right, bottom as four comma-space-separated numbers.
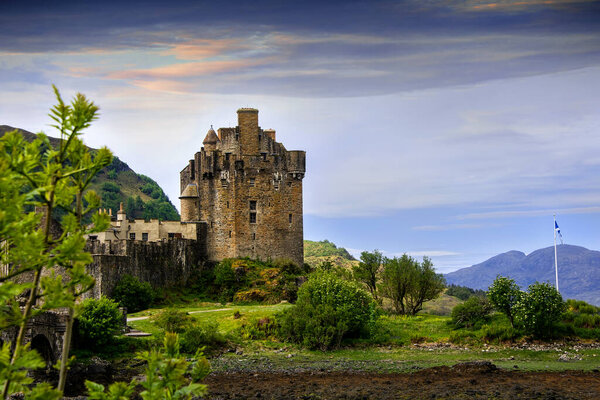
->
249, 212, 257, 224
289, 213, 293, 223
252, 233, 256, 240
249, 200, 257, 210
229, 231, 232, 238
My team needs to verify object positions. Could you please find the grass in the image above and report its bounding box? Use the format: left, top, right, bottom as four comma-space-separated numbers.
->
124, 302, 600, 373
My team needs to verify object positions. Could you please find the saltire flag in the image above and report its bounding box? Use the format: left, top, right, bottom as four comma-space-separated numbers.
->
555, 221, 563, 244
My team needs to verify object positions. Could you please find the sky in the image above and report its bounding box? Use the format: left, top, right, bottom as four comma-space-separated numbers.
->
1, 0, 600, 273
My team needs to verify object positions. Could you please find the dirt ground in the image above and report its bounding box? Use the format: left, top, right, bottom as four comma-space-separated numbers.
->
204, 362, 600, 400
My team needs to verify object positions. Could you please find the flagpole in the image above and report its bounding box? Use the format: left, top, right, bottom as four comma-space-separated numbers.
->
554, 214, 559, 292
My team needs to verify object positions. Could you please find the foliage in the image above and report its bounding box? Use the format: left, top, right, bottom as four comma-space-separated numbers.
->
211, 258, 306, 303
86, 332, 209, 400
304, 239, 356, 260
101, 182, 120, 193
180, 321, 227, 354
111, 274, 155, 313
446, 284, 486, 301
487, 275, 523, 327
513, 282, 565, 338
353, 250, 383, 300
379, 254, 445, 315
239, 316, 278, 340
77, 297, 123, 348
0, 85, 112, 395
450, 296, 493, 328
151, 309, 194, 333
562, 299, 600, 335
276, 272, 378, 350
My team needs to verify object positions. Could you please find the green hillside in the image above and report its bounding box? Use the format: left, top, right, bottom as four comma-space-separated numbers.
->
1, 125, 179, 221
304, 239, 358, 269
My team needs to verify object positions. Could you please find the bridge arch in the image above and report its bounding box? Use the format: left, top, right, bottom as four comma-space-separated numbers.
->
30, 334, 55, 367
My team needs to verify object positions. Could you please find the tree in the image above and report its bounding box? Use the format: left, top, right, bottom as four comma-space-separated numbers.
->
353, 250, 383, 300
404, 257, 445, 315
379, 255, 445, 315
379, 254, 414, 314
0, 85, 112, 397
487, 275, 523, 328
514, 282, 565, 338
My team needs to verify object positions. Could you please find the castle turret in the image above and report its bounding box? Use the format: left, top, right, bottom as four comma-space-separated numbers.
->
237, 108, 259, 154
202, 126, 219, 151
264, 129, 276, 141
179, 183, 200, 222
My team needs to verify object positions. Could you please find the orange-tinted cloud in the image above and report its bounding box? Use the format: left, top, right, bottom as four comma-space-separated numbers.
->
463, 0, 595, 11
160, 38, 248, 60
109, 58, 271, 80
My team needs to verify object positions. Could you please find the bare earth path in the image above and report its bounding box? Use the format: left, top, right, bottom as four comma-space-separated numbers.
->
204, 362, 600, 400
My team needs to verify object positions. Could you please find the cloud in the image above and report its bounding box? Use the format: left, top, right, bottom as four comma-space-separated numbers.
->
412, 223, 491, 231
455, 207, 600, 220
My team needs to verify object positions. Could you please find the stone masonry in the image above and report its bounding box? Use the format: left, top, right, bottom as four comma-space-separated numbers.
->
180, 108, 306, 267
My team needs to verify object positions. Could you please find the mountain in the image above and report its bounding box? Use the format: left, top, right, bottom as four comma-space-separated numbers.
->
0, 125, 179, 220
445, 245, 600, 305
304, 239, 358, 269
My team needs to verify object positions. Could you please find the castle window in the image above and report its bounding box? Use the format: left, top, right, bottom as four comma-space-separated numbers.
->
225, 153, 230, 161
249, 178, 255, 187
252, 233, 256, 240
249, 200, 257, 211
168, 233, 175, 239
261, 152, 267, 161
227, 201, 230, 208
129, 233, 136, 240
229, 230, 232, 238
289, 213, 292, 223
249, 212, 257, 224
142, 233, 148, 241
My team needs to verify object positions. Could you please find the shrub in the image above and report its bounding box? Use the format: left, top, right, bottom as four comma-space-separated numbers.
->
180, 321, 227, 353
77, 297, 123, 347
451, 296, 493, 328
234, 288, 269, 303
240, 316, 278, 340
111, 274, 155, 312
487, 275, 523, 327
152, 309, 194, 333
514, 282, 565, 338
101, 181, 120, 193
276, 272, 378, 350
446, 284, 486, 301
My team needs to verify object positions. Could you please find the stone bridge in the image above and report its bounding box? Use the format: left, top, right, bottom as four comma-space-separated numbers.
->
1, 311, 68, 368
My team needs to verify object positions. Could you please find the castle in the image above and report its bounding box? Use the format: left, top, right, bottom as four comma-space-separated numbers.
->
180, 108, 306, 267
87, 108, 306, 268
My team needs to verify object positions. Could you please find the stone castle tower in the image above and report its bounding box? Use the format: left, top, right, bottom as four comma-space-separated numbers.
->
179, 108, 306, 267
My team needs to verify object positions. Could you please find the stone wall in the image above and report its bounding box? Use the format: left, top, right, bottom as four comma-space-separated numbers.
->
85, 234, 207, 299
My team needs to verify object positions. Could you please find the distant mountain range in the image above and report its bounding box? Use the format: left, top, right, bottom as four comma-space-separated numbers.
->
0, 125, 179, 220
445, 244, 600, 305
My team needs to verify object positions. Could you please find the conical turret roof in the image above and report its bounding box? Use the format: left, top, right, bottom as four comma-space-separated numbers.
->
203, 125, 219, 145
180, 183, 199, 198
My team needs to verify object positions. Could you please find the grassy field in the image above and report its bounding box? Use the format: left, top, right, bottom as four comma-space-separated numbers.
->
126, 303, 600, 373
